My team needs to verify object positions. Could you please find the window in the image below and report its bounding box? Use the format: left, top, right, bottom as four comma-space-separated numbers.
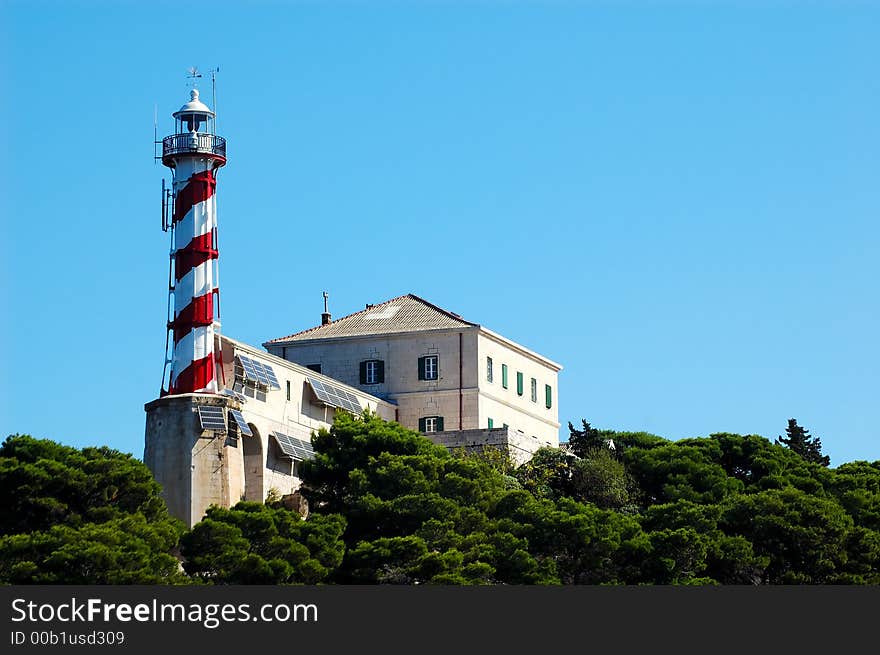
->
306, 363, 322, 374
234, 379, 266, 403
486, 357, 493, 383
545, 384, 553, 409
419, 416, 444, 433
418, 355, 439, 381
488, 418, 494, 429
360, 359, 385, 385
501, 364, 508, 389
516, 372, 524, 396
531, 378, 537, 403
286, 380, 291, 401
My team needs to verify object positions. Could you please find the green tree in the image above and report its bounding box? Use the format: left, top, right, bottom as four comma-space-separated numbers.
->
827, 461, 880, 532
706, 432, 829, 495
639, 500, 768, 584
720, 487, 853, 583
514, 447, 578, 501
567, 420, 606, 458
0, 434, 185, 584
776, 418, 830, 467
570, 446, 637, 511
624, 439, 744, 506
299, 413, 571, 583
0, 515, 183, 584
180, 502, 346, 584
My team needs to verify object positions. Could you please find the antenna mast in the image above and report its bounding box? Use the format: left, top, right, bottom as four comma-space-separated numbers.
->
185, 66, 220, 132
153, 104, 158, 163
207, 67, 220, 133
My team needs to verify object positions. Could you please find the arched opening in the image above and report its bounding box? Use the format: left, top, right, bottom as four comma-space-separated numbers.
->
242, 423, 264, 502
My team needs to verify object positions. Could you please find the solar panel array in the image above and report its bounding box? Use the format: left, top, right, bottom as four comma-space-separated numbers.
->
197, 405, 227, 431
271, 431, 315, 461
307, 377, 362, 414
236, 354, 281, 389
228, 409, 253, 436
221, 388, 247, 403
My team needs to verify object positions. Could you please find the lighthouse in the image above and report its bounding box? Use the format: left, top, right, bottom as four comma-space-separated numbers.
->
145, 80, 239, 528
161, 88, 227, 395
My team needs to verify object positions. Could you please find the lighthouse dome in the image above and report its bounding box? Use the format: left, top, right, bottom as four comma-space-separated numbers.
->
173, 89, 215, 119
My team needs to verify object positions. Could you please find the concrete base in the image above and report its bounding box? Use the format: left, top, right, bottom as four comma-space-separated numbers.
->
144, 394, 244, 528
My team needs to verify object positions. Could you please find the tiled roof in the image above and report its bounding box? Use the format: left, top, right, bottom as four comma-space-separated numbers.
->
264, 294, 478, 344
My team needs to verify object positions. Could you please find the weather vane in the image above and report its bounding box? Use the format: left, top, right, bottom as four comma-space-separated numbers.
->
186, 66, 202, 88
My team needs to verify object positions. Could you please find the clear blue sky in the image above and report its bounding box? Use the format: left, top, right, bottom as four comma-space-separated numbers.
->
1, 1, 877, 466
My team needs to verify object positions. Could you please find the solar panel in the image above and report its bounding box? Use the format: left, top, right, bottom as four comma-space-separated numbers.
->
261, 363, 280, 388
271, 431, 315, 461
237, 354, 282, 389
342, 390, 362, 413
238, 356, 260, 380
221, 388, 246, 403
228, 409, 253, 436
197, 405, 227, 431
306, 377, 362, 414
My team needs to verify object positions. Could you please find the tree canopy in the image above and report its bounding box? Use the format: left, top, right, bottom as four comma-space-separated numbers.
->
3, 413, 878, 585
0, 435, 186, 583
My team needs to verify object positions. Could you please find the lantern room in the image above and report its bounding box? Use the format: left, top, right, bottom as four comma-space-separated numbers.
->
173, 89, 215, 133
162, 88, 226, 166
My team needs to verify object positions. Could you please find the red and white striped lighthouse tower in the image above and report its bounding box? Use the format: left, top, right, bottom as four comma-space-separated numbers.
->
160, 88, 227, 395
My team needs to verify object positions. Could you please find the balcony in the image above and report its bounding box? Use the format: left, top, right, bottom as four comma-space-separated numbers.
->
162, 133, 226, 165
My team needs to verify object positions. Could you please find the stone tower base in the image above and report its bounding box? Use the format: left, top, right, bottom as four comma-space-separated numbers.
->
144, 394, 244, 527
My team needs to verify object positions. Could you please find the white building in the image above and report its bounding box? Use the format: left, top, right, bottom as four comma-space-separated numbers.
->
265, 294, 562, 454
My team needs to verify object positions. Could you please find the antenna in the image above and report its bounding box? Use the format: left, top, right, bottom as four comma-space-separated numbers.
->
153, 103, 158, 163
161, 179, 170, 232
207, 67, 220, 133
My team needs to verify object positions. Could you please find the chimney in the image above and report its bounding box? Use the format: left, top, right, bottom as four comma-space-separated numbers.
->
321, 291, 331, 325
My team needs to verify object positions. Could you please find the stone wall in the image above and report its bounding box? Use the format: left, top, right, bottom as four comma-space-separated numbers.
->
424, 426, 549, 468
144, 394, 244, 527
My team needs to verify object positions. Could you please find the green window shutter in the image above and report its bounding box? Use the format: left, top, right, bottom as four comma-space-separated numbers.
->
377, 360, 385, 383
418, 417, 427, 432
488, 418, 494, 429
516, 372, 524, 396
502, 364, 508, 389
545, 384, 552, 409
418, 357, 426, 380
437, 417, 444, 432
359, 361, 368, 384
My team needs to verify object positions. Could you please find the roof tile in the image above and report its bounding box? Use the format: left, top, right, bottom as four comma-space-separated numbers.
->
264, 294, 477, 344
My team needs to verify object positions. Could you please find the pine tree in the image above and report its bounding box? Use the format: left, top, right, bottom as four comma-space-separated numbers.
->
567, 419, 606, 458
775, 418, 830, 467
